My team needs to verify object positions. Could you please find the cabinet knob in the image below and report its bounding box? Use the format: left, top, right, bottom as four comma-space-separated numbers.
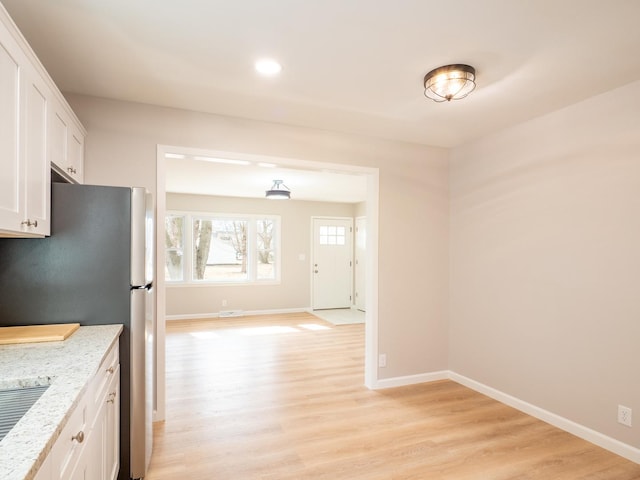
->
106, 366, 115, 374
67, 167, 77, 175
21, 219, 38, 228
72, 431, 85, 443
107, 392, 116, 404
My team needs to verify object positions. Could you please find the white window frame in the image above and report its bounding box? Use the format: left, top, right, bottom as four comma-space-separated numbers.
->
165, 210, 281, 286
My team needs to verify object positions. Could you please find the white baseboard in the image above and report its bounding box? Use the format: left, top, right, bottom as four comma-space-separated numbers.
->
448, 371, 640, 464
372, 371, 449, 390
165, 307, 310, 321
371, 370, 639, 464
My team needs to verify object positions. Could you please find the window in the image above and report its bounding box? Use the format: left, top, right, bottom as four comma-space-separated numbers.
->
319, 225, 346, 245
165, 212, 280, 285
194, 218, 248, 282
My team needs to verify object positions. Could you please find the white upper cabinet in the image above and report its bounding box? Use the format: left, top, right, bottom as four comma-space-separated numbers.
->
22, 60, 52, 235
0, 16, 25, 234
0, 4, 85, 237
50, 102, 85, 184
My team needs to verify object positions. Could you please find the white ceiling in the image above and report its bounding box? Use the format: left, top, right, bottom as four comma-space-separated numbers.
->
164, 154, 368, 203
4, 0, 640, 200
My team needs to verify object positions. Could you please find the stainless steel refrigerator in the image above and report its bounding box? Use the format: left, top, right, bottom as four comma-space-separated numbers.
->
0, 182, 154, 480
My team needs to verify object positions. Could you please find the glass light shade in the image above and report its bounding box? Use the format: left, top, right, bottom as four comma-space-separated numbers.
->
265, 180, 290, 199
424, 64, 476, 102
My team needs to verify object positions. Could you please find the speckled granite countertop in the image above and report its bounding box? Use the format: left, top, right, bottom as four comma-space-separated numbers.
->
0, 324, 123, 480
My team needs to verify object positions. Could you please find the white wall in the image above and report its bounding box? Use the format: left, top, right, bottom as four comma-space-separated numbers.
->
68, 94, 450, 379
65, 81, 640, 455
450, 80, 640, 447
165, 193, 356, 317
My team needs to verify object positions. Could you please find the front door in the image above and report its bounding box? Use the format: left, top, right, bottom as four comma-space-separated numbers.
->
312, 217, 353, 310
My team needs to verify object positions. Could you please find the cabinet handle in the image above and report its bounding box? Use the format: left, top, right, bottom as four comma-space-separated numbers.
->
72, 431, 85, 443
106, 366, 115, 374
67, 167, 77, 175
21, 219, 38, 228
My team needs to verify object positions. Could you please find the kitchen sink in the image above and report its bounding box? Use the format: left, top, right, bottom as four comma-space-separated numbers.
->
0, 385, 49, 441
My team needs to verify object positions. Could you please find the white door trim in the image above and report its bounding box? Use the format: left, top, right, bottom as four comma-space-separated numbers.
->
156, 145, 380, 403
354, 216, 366, 312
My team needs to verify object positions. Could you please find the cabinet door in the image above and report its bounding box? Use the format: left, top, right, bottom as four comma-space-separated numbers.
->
0, 24, 23, 232
68, 122, 84, 183
49, 107, 68, 176
33, 453, 52, 480
82, 421, 103, 480
0, 17, 51, 237
104, 364, 120, 480
22, 62, 50, 235
51, 398, 89, 480
49, 102, 84, 184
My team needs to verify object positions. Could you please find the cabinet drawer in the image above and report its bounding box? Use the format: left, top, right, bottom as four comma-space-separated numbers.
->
50, 396, 88, 479
89, 342, 119, 421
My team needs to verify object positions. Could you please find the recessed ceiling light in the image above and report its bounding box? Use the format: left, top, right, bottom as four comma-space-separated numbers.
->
164, 153, 185, 159
255, 58, 282, 76
258, 162, 278, 168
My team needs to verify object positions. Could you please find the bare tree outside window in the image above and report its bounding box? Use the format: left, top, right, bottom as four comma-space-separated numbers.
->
193, 219, 213, 280
194, 219, 249, 281
257, 219, 276, 279
230, 221, 248, 274
165, 215, 184, 281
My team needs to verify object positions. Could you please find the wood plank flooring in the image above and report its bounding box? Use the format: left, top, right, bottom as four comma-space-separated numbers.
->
147, 312, 640, 479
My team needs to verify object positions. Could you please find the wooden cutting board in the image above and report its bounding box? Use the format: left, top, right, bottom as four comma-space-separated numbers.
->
0, 323, 80, 345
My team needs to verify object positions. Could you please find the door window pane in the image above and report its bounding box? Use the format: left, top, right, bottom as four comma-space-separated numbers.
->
319, 224, 346, 246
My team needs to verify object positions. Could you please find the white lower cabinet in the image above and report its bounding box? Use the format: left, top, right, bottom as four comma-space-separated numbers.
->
103, 365, 120, 480
39, 341, 120, 480
32, 452, 51, 480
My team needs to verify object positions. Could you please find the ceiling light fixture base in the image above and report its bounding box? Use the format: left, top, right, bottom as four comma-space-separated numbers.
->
265, 179, 291, 199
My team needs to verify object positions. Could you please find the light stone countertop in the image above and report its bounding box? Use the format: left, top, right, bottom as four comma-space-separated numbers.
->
0, 324, 123, 480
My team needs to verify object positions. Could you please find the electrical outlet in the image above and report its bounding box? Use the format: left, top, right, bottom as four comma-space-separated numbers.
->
378, 354, 387, 368
222, 299, 228, 307
618, 405, 632, 427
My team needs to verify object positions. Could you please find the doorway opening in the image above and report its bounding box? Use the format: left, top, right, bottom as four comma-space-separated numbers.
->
155, 145, 379, 421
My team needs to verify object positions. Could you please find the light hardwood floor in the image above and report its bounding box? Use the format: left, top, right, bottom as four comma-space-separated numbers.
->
147, 312, 640, 479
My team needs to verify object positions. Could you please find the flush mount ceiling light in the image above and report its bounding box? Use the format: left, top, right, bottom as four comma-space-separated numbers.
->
255, 58, 282, 76
265, 180, 290, 199
423, 64, 476, 102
